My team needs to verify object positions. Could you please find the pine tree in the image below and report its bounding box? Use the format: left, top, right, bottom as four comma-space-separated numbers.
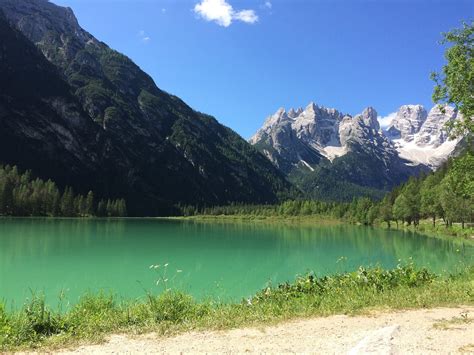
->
60, 187, 75, 217
85, 191, 95, 216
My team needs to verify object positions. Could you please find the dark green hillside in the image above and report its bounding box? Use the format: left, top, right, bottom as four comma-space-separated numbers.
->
0, 11, 110, 195
0, 1, 293, 215
287, 149, 424, 202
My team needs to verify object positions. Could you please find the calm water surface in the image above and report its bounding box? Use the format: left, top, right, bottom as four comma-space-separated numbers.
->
0, 218, 472, 307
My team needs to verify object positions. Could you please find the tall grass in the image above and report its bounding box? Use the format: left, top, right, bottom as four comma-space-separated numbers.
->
0, 264, 473, 351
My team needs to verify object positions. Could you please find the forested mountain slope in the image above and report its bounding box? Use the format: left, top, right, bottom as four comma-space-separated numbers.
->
0, 0, 292, 215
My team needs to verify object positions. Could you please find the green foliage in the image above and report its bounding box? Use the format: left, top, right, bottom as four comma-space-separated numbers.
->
383, 152, 473, 229
22, 296, 65, 339
179, 198, 374, 225
0, 265, 472, 351
181, 151, 473, 232
146, 291, 203, 324
254, 265, 436, 303
0, 165, 127, 217
432, 21, 474, 137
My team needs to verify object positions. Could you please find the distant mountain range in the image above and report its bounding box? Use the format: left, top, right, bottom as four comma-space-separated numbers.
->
386, 105, 462, 168
250, 103, 463, 200
0, 0, 292, 215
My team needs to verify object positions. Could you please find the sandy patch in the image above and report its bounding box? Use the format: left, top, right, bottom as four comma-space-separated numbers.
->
35, 306, 474, 354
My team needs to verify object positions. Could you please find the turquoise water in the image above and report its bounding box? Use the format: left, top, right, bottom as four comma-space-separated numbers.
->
0, 218, 471, 307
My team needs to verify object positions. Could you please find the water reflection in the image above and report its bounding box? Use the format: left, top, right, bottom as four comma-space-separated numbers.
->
0, 218, 471, 308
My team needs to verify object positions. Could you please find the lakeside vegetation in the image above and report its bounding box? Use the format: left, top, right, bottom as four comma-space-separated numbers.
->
0, 264, 472, 351
177, 150, 473, 239
0, 165, 127, 217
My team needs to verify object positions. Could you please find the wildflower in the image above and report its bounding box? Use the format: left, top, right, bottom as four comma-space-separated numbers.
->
164, 263, 169, 267
177, 270, 183, 273
246, 298, 252, 306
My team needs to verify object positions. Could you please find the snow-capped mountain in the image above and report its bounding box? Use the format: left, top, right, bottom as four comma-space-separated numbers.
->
250, 102, 463, 200
386, 105, 462, 168
251, 102, 462, 171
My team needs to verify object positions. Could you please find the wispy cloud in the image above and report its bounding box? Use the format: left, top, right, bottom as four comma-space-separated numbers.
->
263, 1, 272, 9
378, 112, 397, 129
138, 30, 151, 44
233, 9, 258, 23
194, 0, 258, 27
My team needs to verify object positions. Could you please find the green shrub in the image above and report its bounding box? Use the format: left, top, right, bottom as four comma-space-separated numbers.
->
147, 291, 207, 324
0, 303, 12, 347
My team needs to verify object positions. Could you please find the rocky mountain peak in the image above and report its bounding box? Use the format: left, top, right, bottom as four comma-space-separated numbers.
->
287, 107, 303, 119
287, 108, 297, 118
358, 106, 380, 131
249, 107, 289, 144
304, 101, 318, 113
251, 101, 464, 173
0, 0, 97, 66
415, 105, 459, 147
386, 104, 427, 141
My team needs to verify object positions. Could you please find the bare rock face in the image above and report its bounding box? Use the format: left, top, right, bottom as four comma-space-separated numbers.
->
340, 107, 381, 147
252, 103, 396, 172
415, 106, 459, 147
291, 102, 345, 147
387, 105, 463, 168
386, 105, 427, 141
249, 108, 290, 145
250, 107, 325, 173
252, 100, 464, 173
0, 0, 97, 65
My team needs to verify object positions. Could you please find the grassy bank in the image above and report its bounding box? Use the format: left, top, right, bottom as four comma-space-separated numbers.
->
1, 264, 473, 351
392, 220, 473, 240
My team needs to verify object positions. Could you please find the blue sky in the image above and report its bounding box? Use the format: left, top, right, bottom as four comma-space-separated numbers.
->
53, 0, 472, 138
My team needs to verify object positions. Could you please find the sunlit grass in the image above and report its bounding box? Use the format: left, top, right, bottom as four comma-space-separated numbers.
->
0, 264, 473, 351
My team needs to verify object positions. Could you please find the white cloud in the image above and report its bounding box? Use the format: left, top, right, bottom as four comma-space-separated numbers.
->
264, 1, 272, 9
234, 9, 258, 24
138, 30, 151, 44
194, 0, 258, 27
378, 112, 397, 129
161, 8, 166, 13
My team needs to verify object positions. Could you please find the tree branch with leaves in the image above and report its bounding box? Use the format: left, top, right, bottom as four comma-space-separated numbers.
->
432, 21, 474, 138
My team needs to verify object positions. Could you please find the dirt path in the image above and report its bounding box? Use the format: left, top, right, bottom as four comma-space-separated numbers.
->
59, 306, 474, 354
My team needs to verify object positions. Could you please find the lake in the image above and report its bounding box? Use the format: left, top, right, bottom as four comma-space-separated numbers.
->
0, 218, 472, 308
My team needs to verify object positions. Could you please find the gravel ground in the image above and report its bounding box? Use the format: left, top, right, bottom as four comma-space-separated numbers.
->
42, 306, 474, 354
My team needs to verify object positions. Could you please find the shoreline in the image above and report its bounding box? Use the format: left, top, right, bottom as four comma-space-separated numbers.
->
166, 215, 474, 245
1, 214, 472, 245
1, 265, 472, 352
